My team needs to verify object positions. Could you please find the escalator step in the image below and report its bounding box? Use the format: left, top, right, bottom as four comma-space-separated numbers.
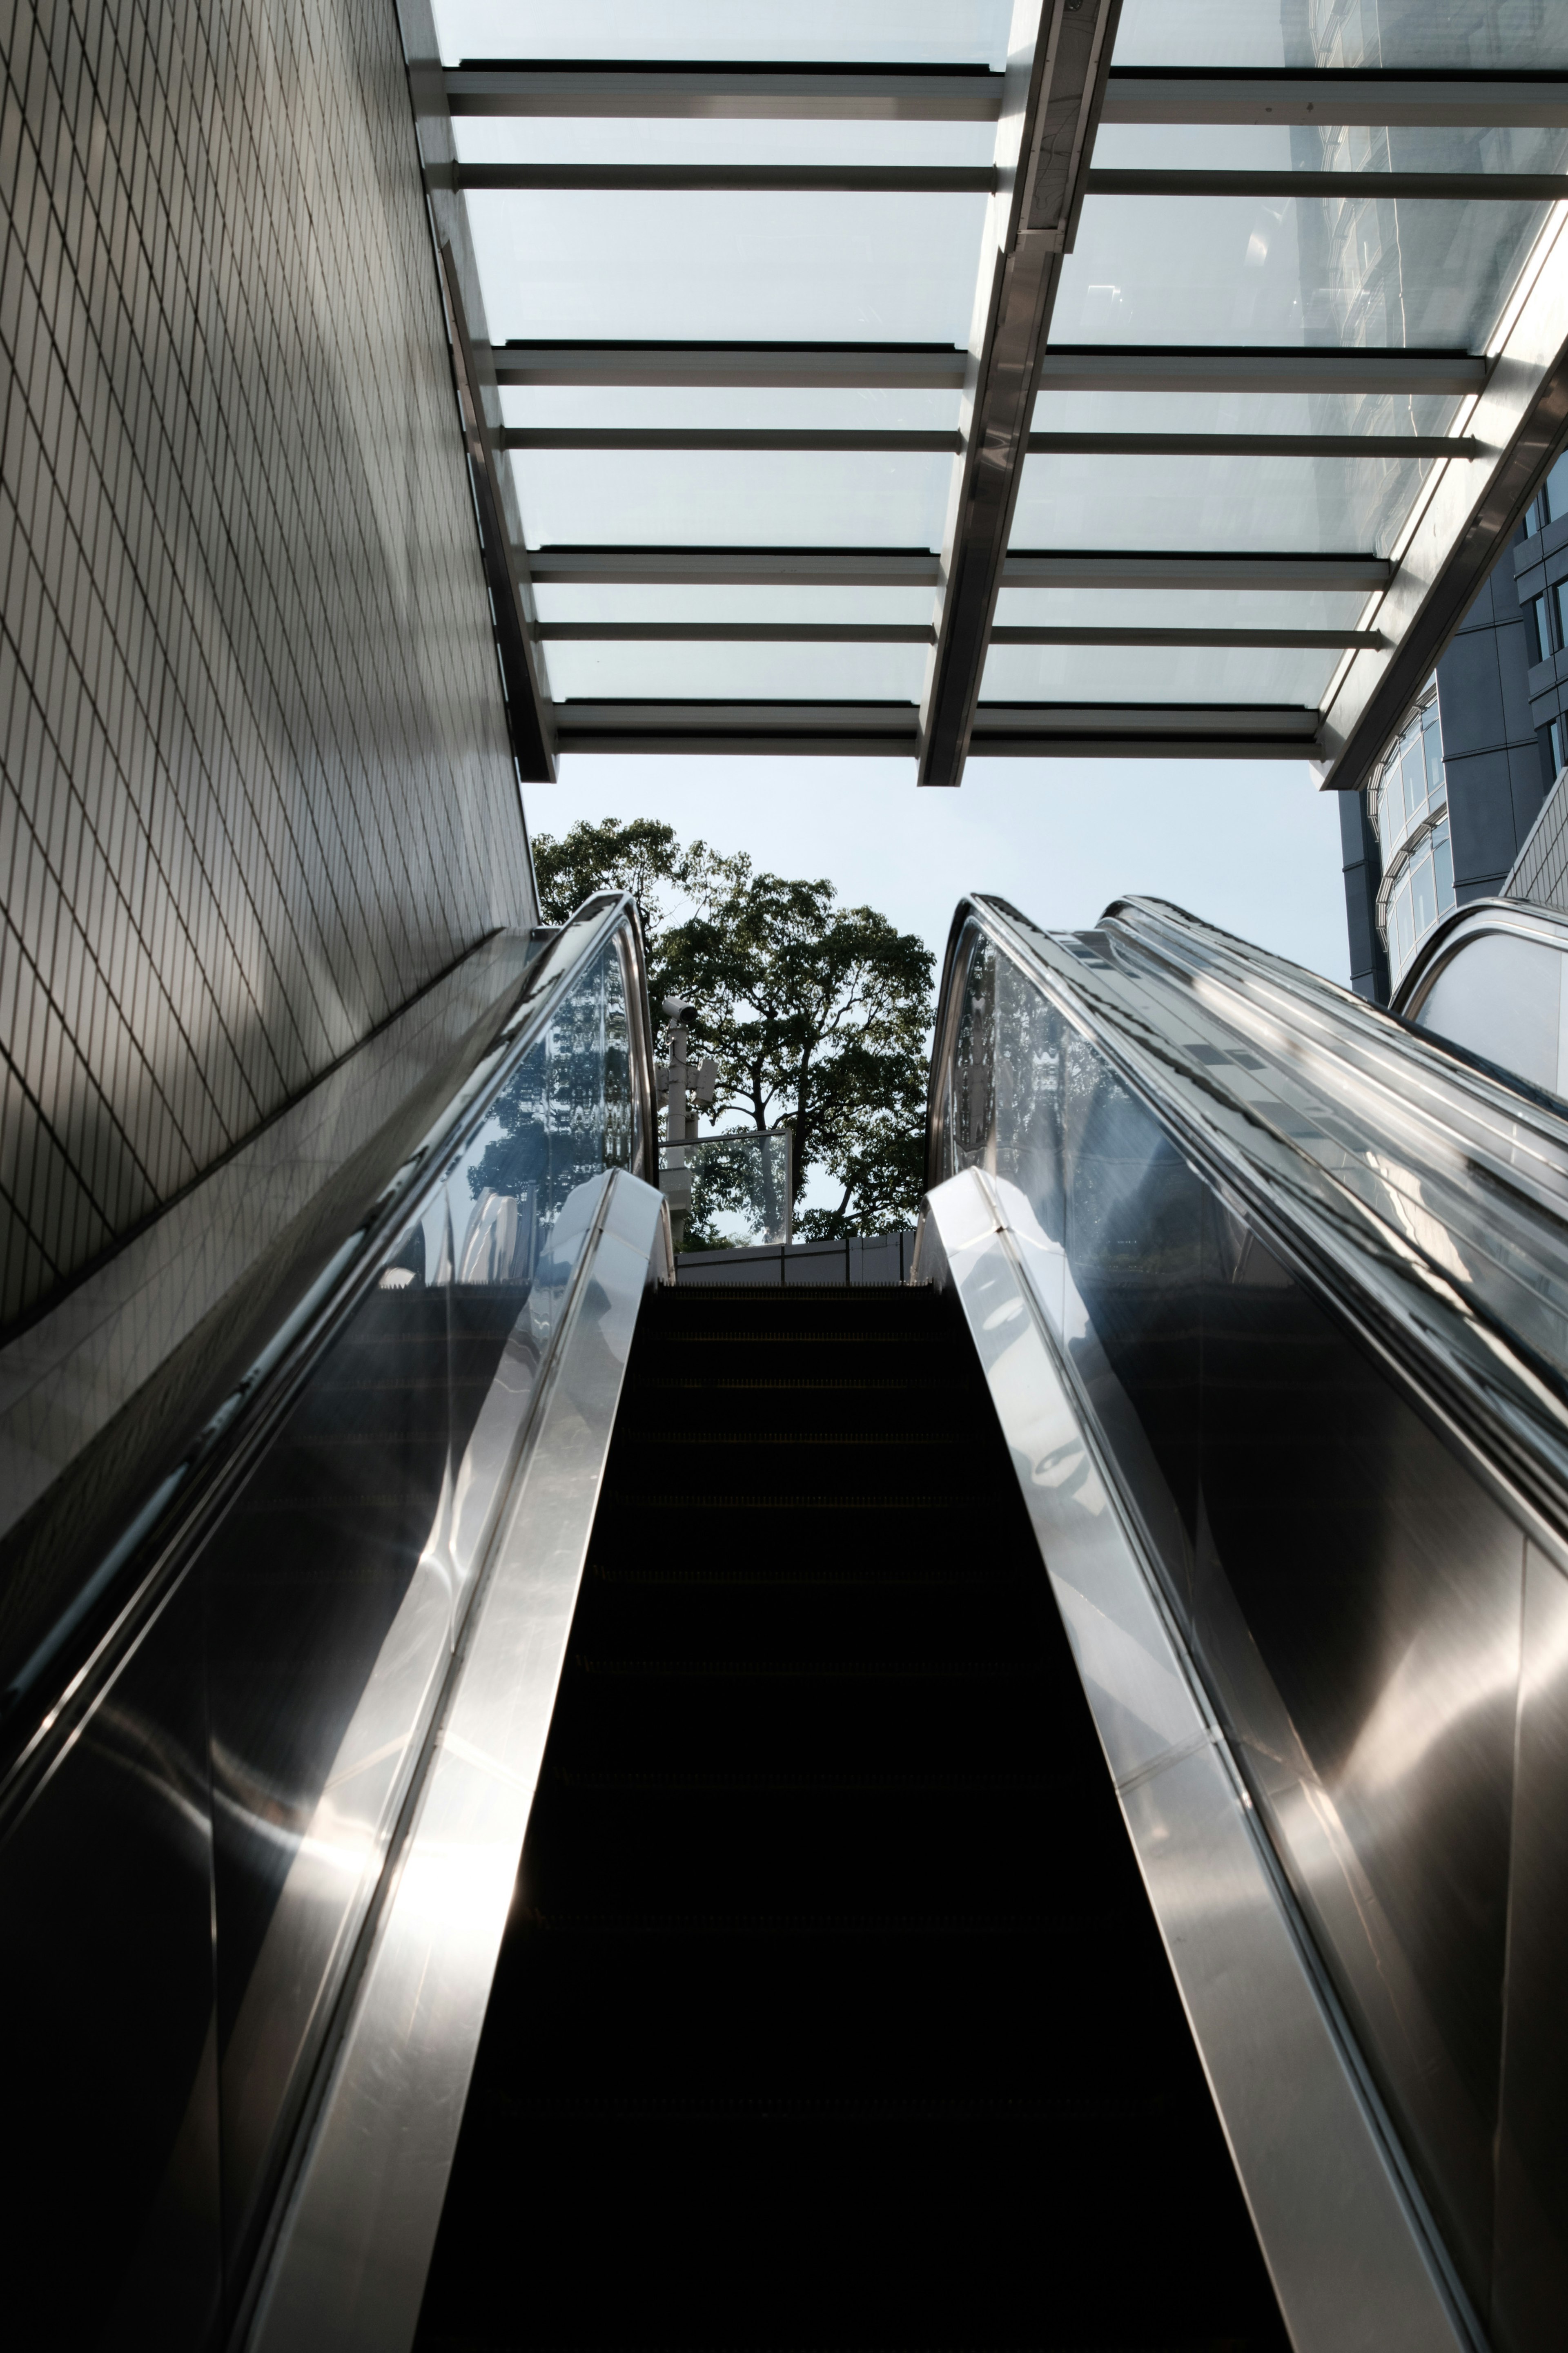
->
414, 1282, 1289, 2353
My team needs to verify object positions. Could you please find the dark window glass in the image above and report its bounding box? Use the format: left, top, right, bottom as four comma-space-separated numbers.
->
1529, 594, 1552, 664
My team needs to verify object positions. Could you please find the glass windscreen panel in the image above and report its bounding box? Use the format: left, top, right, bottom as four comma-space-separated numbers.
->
436, 0, 1013, 66
979, 642, 1338, 705
513, 449, 952, 551
934, 916, 1552, 2332
1010, 450, 1434, 557
0, 927, 640, 2338
1055, 195, 1553, 350
668, 1132, 794, 1249
541, 640, 927, 700
1113, 0, 1568, 71
468, 191, 989, 345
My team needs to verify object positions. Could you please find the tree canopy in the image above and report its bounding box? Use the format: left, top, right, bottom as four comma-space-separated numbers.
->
531, 819, 933, 1240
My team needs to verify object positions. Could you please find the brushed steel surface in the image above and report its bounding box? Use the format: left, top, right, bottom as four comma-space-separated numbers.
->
915, 1166, 1472, 2353
917, 0, 1121, 788
245, 1169, 669, 2353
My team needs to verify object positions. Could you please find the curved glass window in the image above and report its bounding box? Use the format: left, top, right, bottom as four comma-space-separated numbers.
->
1372, 685, 1454, 984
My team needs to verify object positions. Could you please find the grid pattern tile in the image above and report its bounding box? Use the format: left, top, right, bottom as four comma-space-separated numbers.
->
0, 0, 533, 1336
1506, 768, 1568, 915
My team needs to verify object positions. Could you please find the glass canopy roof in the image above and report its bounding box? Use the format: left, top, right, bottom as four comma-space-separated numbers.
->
422, 0, 1568, 787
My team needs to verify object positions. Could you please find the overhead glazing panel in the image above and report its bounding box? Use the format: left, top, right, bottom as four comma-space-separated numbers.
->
498, 388, 964, 432
538, 641, 929, 701
433, 2, 1015, 67
509, 449, 953, 551
1111, 1, 1568, 72
1030, 388, 1466, 437
1010, 450, 1441, 559
1056, 195, 1553, 348
979, 641, 1343, 705
465, 191, 989, 345
993, 584, 1372, 629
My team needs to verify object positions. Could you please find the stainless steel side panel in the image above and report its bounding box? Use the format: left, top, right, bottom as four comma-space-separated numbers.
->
246, 1169, 670, 2353
915, 1166, 1472, 2353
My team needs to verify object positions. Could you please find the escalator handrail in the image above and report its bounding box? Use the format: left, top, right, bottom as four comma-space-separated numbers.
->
0, 891, 660, 1824
1390, 890, 1568, 1025
927, 888, 1568, 1569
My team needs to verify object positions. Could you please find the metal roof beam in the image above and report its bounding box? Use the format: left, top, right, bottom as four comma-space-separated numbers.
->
918, 0, 1125, 788
1030, 432, 1472, 458
1006, 551, 1392, 587
503, 428, 1470, 459
552, 702, 921, 755
549, 700, 1320, 758
445, 63, 1005, 120
539, 623, 1377, 648
489, 342, 969, 388
526, 547, 1392, 589
1037, 348, 1487, 393
1087, 168, 1568, 200
989, 626, 1381, 648
540, 623, 937, 643
1102, 71, 1568, 129
445, 162, 996, 193
529, 549, 947, 585
503, 429, 962, 453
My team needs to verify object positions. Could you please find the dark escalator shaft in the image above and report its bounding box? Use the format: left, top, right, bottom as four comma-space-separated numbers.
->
416, 1282, 1286, 2350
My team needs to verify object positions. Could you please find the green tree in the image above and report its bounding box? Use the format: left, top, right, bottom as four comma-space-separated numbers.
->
663, 871, 933, 1240
529, 819, 933, 1239
532, 816, 718, 968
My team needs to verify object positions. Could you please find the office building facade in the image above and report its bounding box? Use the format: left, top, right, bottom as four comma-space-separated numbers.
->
1342, 517, 1559, 1001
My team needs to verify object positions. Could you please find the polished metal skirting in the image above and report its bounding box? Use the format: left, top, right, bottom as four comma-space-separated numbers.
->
915, 1167, 1474, 2353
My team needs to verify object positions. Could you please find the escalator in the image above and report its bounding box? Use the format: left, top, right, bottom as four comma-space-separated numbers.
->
10, 885, 1568, 2351
415, 1279, 1286, 2350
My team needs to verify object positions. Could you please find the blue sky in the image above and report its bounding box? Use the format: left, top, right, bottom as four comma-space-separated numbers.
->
537, 753, 1350, 988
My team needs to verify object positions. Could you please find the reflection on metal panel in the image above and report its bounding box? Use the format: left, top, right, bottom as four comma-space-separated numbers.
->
1494, 1543, 1568, 2342
924, 888, 1568, 2344
915, 1167, 1468, 2353
246, 1169, 668, 2353
0, 1571, 221, 2346
0, 899, 659, 2340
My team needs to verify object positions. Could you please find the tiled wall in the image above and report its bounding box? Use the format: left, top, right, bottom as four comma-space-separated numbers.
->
0, 0, 534, 1337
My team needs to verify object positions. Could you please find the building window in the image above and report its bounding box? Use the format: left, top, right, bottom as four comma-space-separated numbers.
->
1524, 450, 1568, 536
1528, 592, 1553, 664
1369, 681, 1454, 988
1381, 819, 1456, 985
1553, 582, 1568, 654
